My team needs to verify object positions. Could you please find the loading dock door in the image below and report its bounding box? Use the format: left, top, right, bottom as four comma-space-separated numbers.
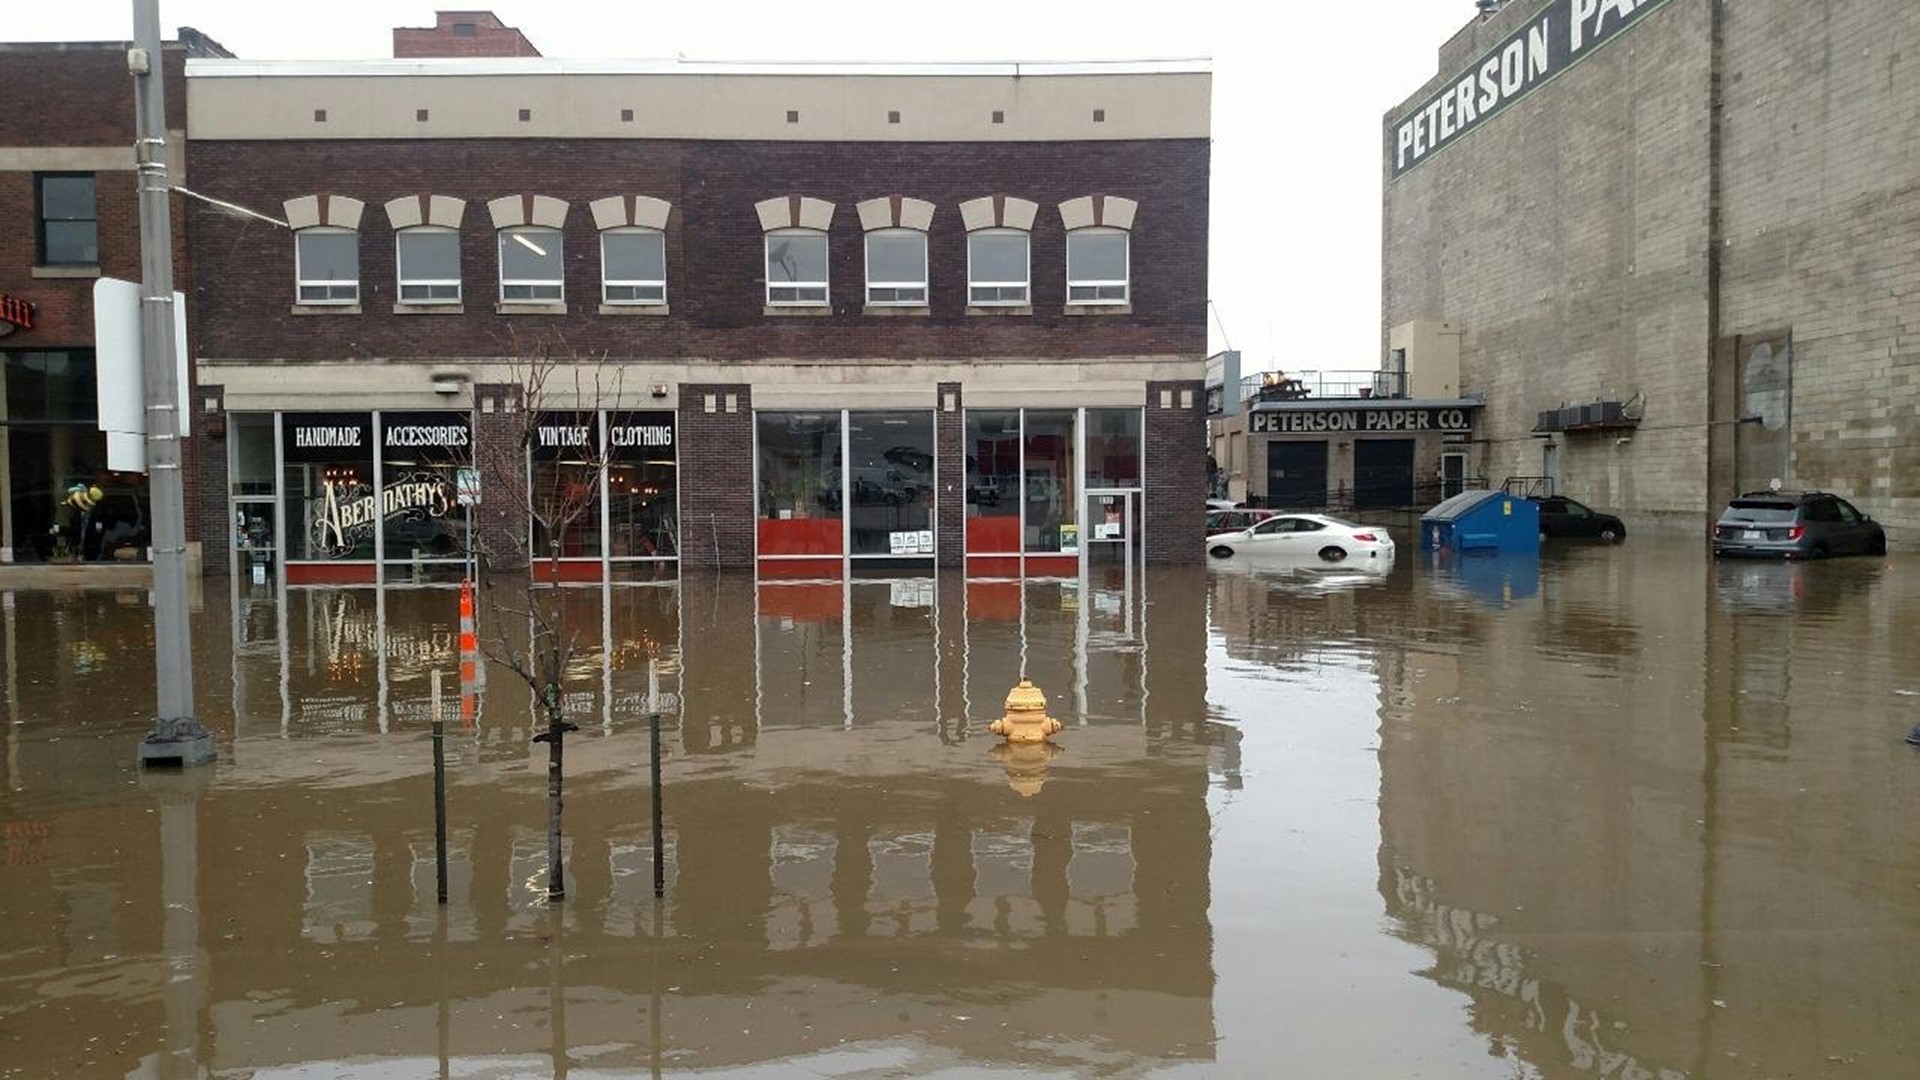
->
1265, 441, 1328, 508
1354, 439, 1415, 509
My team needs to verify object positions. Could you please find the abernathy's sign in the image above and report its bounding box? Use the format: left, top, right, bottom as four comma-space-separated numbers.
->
309, 473, 455, 558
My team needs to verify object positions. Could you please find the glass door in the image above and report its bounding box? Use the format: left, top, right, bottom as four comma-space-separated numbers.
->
1084, 490, 1138, 567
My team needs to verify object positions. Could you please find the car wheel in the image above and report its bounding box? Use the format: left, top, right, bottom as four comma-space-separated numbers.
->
1600, 527, 1620, 542
1810, 542, 1829, 560
1318, 545, 1348, 563
1869, 532, 1887, 556
1209, 545, 1235, 560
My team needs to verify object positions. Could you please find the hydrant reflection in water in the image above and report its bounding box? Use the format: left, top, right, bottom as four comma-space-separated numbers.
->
992, 740, 1061, 797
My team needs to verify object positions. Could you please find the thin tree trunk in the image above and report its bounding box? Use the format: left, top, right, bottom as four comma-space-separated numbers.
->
546, 689, 565, 901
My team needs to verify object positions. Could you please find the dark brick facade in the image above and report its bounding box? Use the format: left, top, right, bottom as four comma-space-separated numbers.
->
677, 384, 755, 569
185, 138, 1208, 363
934, 382, 964, 569
1144, 380, 1205, 564
0, 43, 204, 553
0, 43, 186, 148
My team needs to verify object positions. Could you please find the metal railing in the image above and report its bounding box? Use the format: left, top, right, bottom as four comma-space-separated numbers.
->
1243, 475, 1488, 514
1240, 369, 1410, 403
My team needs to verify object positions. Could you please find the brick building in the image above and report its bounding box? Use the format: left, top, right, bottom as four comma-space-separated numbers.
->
0, 32, 226, 568
185, 43, 1211, 582
1384, 0, 1918, 543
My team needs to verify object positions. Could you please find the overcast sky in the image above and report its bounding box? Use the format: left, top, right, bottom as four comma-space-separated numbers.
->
11, 0, 1469, 368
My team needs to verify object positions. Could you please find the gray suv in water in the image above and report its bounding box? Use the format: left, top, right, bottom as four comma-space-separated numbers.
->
1712, 491, 1888, 559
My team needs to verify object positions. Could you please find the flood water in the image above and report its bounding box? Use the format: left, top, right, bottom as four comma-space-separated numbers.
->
1, 541, 1917, 1078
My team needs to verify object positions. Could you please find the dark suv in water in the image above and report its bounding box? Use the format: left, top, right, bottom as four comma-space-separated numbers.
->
1712, 491, 1887, 559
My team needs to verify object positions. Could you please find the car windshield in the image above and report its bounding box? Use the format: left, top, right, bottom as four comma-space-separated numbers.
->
1724, 501, 1796, 523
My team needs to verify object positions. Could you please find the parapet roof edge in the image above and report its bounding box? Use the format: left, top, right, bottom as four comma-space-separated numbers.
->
186, 57, 1212, 78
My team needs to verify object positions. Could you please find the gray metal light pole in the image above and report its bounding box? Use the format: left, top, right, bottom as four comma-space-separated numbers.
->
132, 0, 212, 767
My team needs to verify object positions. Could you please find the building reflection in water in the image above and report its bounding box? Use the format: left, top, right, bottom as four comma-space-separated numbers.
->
1349, 550, 1920, 1079
0, 564, 1222, 1077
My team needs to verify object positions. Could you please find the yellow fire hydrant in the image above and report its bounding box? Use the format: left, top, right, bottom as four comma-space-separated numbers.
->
990, 678, 1062, 745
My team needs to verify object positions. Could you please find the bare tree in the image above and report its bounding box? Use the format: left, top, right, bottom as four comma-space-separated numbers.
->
466, 345, 625, 901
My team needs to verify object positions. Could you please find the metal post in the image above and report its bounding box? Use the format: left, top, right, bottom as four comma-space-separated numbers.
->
132, 0, 212, 768
431, 669, 449, 905
648, 660, 665, 899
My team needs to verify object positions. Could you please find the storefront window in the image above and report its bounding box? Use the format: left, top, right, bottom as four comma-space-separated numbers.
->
378, 411, 471, 562
1085, 408, 1143, 489
530, 411, 603, 560
965, 410, 1020, 555
230, 413, 275, 496
606, 411, 677, 559
757, 412, 842, 556
282, 412, 375, 562
847, 411, 934, 558
2, 349, 152, 564
1023, 410, 1076, 554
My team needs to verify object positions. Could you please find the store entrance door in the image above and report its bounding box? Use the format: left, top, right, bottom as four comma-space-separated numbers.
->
1084, 490, 1138, 567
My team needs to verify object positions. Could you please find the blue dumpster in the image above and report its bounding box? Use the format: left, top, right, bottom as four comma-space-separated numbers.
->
1421, 489, 1539, 554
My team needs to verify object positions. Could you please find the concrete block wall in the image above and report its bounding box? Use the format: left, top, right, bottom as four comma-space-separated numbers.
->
1383, 0, 1715, 532
1718, 0, 1920, 537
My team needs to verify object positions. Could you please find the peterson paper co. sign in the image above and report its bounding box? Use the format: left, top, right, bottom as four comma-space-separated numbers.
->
1391, 0, 1671, 178
1250, 408, 1473, 435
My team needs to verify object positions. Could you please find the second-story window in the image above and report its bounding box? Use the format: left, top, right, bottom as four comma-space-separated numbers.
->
1067, 227, 1129, 303
295, 227, 360, 304
967, 228, 1029, 305
37, 174, 98, 266
601, 227, 666, 304
865, 228, 927, 305
499, 226, 562, 302
765, 228, 828, 305
396, 226, 461, 303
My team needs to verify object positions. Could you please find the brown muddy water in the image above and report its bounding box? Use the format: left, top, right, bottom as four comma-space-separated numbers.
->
0, 541, 1916, 1078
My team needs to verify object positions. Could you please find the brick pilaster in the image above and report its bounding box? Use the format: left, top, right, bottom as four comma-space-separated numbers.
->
1144, 379, 1205, 564
471, 382, 530, 572
678, 383, 755, 570
935, 381, 964, 568
196, 386, 230, 575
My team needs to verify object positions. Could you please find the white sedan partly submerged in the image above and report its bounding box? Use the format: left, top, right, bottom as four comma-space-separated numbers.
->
1205, 513, 1396, 564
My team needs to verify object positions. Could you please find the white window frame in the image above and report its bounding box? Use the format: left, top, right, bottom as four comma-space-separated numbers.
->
1066, 227, 1130, 304
765, 228, 830, 307
967, 228, 1030, 306
395, 225, 461, 305
600, 226, 667, 306
863, 228, 928, 306
498, 225, 564, 303
294, 226, 360, 305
